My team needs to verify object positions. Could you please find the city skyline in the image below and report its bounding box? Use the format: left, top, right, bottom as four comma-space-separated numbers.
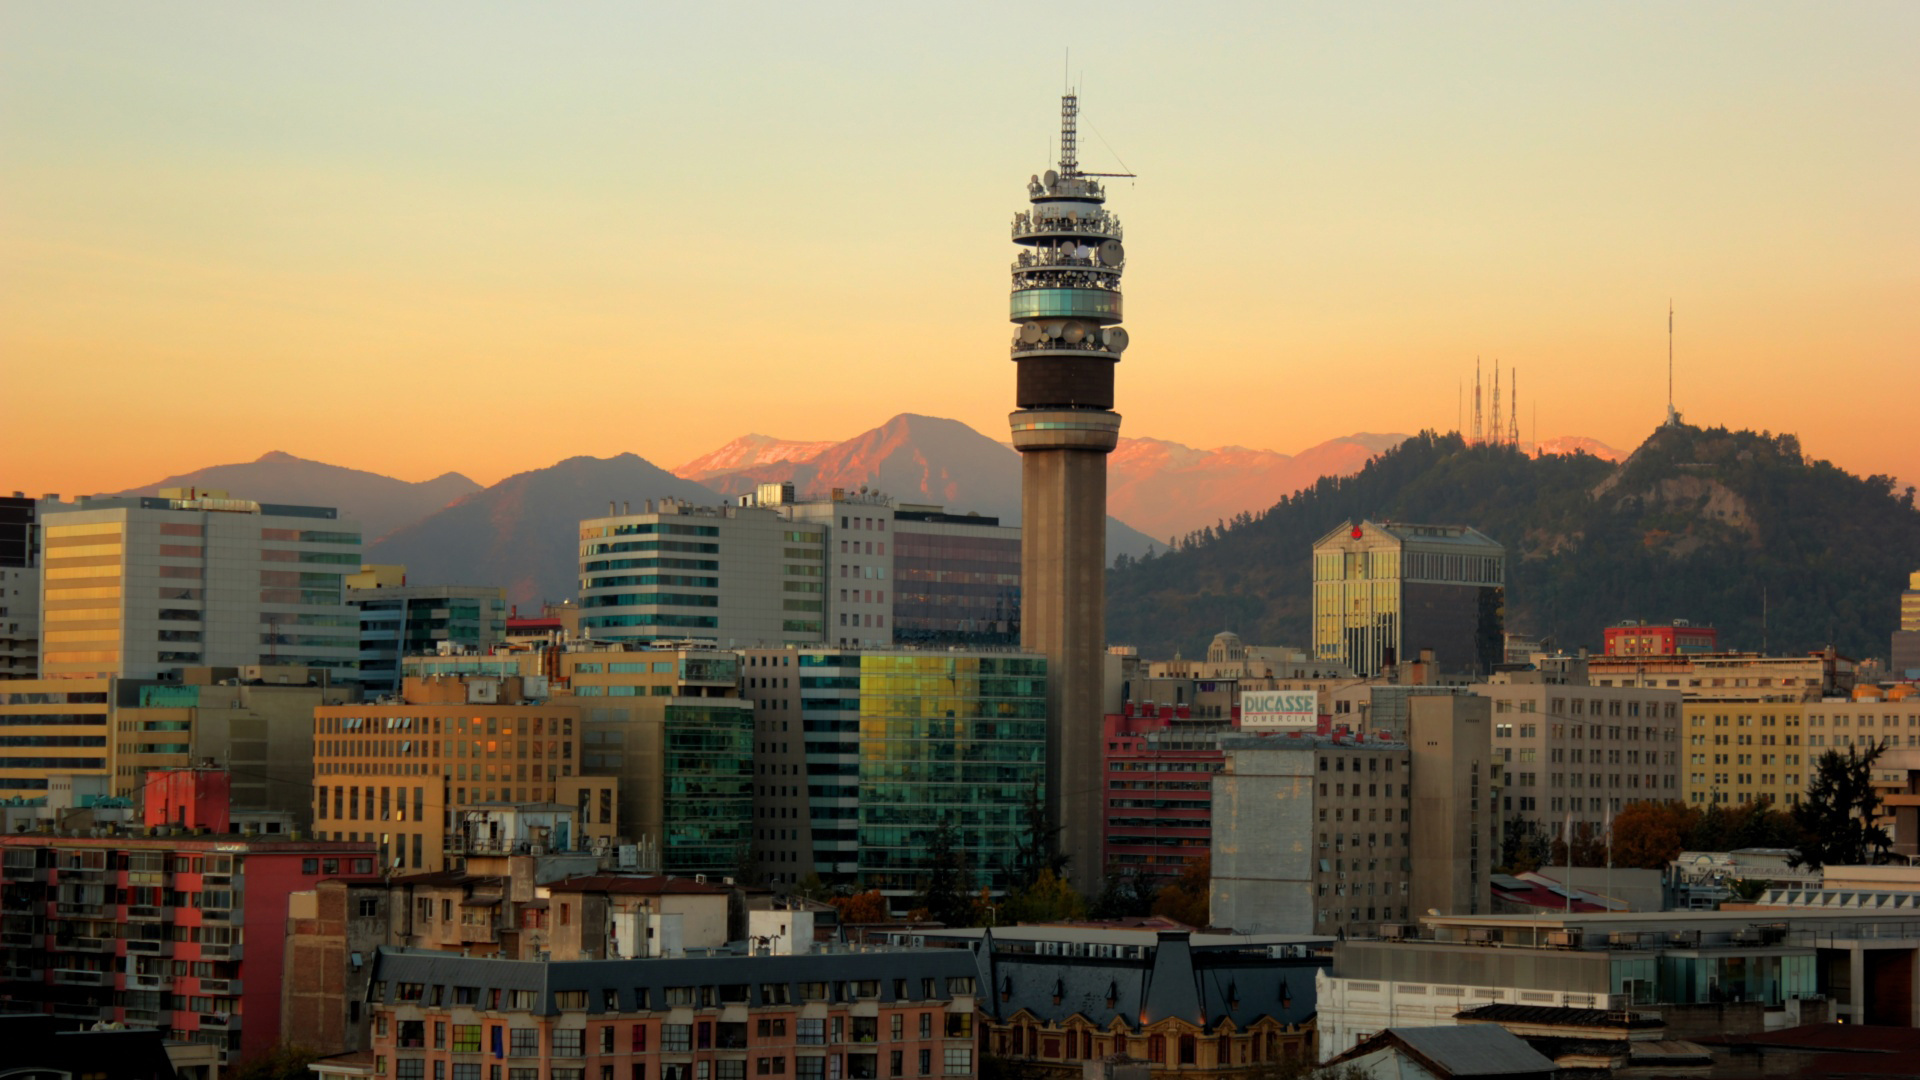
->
4, 2, 1915, 495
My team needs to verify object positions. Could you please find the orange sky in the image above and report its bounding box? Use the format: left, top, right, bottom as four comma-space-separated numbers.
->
3, 3, 1916, 495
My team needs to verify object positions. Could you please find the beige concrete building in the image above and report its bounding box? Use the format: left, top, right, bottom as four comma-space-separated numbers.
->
1585, 649, 1853, 702
38, 491, 361, 681
311, 673, 613, 872
1474, 675, 1681, 842
1211, 693, 1497, 936
0, 676, 109, 800
544, 873, 732, 959
1680, 699, 1807, 807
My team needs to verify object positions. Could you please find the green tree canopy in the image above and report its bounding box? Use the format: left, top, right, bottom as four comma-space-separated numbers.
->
1791, 745, 1892, 869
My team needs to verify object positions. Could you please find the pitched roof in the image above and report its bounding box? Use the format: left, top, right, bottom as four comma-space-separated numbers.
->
1333, 1026, 1557, 1079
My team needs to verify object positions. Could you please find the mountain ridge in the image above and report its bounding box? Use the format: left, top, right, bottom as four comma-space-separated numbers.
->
124, 451, 481, 542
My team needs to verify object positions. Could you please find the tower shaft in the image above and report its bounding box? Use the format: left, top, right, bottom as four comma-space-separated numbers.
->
1008, 91, 1128, 883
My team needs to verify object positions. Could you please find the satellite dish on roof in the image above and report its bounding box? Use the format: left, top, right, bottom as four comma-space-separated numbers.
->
1099, 240, 1124, 266
1102, 327, 1129, 354
1042, 169, 1058, 189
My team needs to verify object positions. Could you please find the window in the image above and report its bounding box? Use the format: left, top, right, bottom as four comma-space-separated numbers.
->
453, 1068, 481, 1080
665, 1025, 693, 1053
510, 1029, 539, 1057
552, 1030, 585, 1058
942, 1050, 970, 1076
556, 990, 588, 1010
944, 1015, 970, 1038
632, 1025, 648, 1052
397, 1062, 426, 1080
452, 1026, 483, 1054
798, 1019, 825, 1046
718, 1064, 745, 1080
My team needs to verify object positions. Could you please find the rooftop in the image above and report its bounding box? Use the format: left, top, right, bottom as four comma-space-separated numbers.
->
545, 874, 730, 896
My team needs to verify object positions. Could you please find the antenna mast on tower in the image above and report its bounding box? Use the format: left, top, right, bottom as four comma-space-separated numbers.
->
1665, 300, 1679, 427
1509, 367, 1519, 446
1473, 358, 1483, 445
1490, 365, 1502, 450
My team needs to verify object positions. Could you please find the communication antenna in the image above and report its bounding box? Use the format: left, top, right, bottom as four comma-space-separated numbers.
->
1508, 367, 1519, 446
1490, 365, 1502, 450
1665, 300, 1679, 427
1473, 358, 1483, 445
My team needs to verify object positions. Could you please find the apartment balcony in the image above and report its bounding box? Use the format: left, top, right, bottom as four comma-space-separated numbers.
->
0, 963, 41, 981
197, 1012, 233, 1031
458, 923, 497, 944
51, 969, 108, 986
198, 977, 237, 995
124, 1007, 172, 1026
125, 904, 167, 921
126, 972, 168, 990
60, 936, 111, 953
54, 867, 105, 885
198, 942, 238, 961
56, 902, 107, 918
124, 939, 171, 957
0, 931, 40, 949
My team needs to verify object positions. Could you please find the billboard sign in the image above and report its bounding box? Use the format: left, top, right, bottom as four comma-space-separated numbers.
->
1240, 690, 1319, 730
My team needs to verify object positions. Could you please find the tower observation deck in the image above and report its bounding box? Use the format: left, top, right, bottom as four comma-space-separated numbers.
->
1008, 92, 1129, 883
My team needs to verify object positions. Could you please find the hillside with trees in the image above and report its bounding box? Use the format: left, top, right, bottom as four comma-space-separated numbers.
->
1106, 423, 1920, 662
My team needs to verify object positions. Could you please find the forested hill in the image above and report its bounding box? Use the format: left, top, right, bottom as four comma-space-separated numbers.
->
1105, 424, 1920, 663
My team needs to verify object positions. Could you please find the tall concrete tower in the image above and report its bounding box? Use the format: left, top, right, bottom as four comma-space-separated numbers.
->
1007, 92, 1130, 882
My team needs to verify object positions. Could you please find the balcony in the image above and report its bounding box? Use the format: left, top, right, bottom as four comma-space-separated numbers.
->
125, 904, 166, 921
54, 867, 105, 884
0, 964, 40, 981
198, 978, 237, 995
124, 1007, 172, 1026
458, 923, 496, 944
0, 931, 39, 949
127, 972, 167, 990
199, 943, 238, 961
61, 936, 111, 953
56, 902, 106, 918
197, 1012, 233, 1030
51, 969, 107, 986
125, 939, 170, 956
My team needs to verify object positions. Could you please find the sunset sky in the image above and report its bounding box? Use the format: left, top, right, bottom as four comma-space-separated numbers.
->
4, 2, 1915, 496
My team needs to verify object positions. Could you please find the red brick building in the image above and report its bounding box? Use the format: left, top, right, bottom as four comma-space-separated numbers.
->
0, 831, 379, 1065
1101, 703, 1228, 883
1603, 621, 1718, 657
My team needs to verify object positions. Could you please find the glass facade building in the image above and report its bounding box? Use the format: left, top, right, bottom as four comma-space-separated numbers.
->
348, 583, 506, 696
1312, 520, 1505, 676
890, 515, 1021, 647
662, 701, 754, 875
851, 652, 1047, 896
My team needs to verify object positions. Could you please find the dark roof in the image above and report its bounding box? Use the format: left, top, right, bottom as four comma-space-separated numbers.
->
1332, 1026, 1558, 1079
0, 1017, 179, 1079
1692, 1023, 1920, 1054
371, 946, 977, 1015
390, 869, 506, 889
1457, 1003, 1665, 1029
974, 929, 1322, 1033
546, 874, 728, 896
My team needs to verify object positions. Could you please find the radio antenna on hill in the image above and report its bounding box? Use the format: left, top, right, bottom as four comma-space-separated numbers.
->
1473, 358, 1484, 445
1665, 300, 1681, 427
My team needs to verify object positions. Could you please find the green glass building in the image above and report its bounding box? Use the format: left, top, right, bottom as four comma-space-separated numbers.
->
662, 700, 754, 875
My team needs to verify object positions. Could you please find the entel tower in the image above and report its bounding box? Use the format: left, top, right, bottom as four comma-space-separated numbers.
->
1007, 91, 1130, 881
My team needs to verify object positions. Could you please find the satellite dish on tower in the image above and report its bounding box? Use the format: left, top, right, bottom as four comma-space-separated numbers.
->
1099, 240, 1124, 266
1042, 169, 1058, 189
1062, 322, 1085, 344
1102, 327, 1129, 353
1018, 324, 1042, 345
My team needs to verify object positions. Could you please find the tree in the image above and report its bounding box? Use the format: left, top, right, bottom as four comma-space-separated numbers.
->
791, 871, 831, 903
1549, 822, 1608, 868
1791, 745, 1892, 869
914, 820, 976, 927
1091, 869, 1160, 919
1726, 877, 1772, 903
1610, 800, 1698, 869
1151, 854, 1210, 928
1498, 819, 1551, 874
830, 889, 890, 925
1008, 781, 1069, 892
996, 869, 1089, 924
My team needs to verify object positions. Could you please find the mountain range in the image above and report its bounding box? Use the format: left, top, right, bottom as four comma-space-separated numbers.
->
124, 451, 480, 541
115, 419, 1631, 611
1105, 423, 1920, 663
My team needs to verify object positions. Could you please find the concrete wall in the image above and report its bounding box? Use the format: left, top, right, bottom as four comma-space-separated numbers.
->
1409, 694, 1496, 918
1210, 744, 1315, 934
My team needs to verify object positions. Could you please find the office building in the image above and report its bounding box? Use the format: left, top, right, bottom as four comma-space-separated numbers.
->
0, 676, 111, 801
312, 673, 618, 873
1312, 520, 1506, 677
38, 490, 361, 680
1007, 93, 1131, 884
738, 647, 1046, 898
346, 565, 507, 697
0, 827, 381, 1065
113, 664, 355, 828
1212, 694, 1496, 936
1603, 619, 1719, 656
1100, 701, 1227, 883
578, 499, 827, 648
365, 948, 984, 1080
559, 645, 753, 877
1473, 676, 1682, 842
1584, 649, 1853, 701
1679, 699, 1807, 808
0, 494, 40, 679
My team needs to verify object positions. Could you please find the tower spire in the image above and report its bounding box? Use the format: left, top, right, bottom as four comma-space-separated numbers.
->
1665, 300, 1679, 426
1473, 357, 1483, 445
1490, 364, 1502, 450
1509, 367, 1519, 446
1059, 91, 1079, 177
